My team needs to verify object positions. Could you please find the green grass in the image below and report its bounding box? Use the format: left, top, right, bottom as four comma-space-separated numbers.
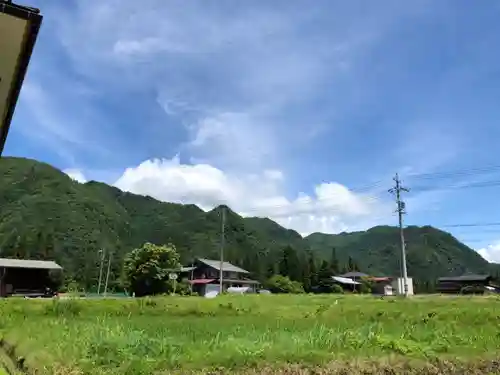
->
1, 294, 500, 374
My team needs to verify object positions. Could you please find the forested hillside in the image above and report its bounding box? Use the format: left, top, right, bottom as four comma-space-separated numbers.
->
306, 226, 495, 281
0, 157, 496, 291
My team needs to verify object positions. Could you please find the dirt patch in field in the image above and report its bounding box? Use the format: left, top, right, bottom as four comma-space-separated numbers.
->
190, 358, 500, 375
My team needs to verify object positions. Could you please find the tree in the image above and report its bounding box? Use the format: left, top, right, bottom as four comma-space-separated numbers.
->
330, 247, 340, 275
314, 260, 335, 293
123, 242, 181, 297
347, 256, 360, 272
266, 275, 304, 294
278, 245, 301, 282
302, 250, 318, 292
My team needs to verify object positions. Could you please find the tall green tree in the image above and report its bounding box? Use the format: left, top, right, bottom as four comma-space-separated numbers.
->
123, 242, 181, 297
302, 250, 318, 292
279, 245, 301, 281
315, 260, 335, 293
347, 256, 360, 272
330, 247, 340, 275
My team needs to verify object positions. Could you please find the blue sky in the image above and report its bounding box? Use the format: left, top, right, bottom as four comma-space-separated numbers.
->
5, 0, 500, 260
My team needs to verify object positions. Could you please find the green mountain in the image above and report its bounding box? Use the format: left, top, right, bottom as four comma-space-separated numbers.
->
0, 157, 496, 291
305, 226, 495, 281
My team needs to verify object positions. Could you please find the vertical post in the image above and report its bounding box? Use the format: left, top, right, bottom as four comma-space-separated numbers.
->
104, 252, 112, 296
219, 206, 226, 294
97, 248, 105, 295
389, 173, 410, 297
190, 258, 195, 293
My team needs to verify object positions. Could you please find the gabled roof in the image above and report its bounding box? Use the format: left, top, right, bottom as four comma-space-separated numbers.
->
332, 276, 360, 285
339, 271, 368, 278
0, 258, 62, 270
197, 258, 249, 274
438, 274, 491, 282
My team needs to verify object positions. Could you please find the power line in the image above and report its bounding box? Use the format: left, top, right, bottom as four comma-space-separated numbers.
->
407, 164, 500, 181
411, 180, 500, 193
438, 222, 500, 228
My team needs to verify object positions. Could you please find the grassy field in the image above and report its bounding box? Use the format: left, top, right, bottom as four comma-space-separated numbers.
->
0, 294, 500, 374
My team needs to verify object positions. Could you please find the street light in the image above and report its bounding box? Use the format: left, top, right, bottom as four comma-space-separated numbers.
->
0, 1, 42, 156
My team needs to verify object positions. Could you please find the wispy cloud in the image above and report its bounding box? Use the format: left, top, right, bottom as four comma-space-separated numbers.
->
47, 0, 415, 172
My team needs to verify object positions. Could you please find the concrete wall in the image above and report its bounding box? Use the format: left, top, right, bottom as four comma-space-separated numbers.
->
391, 277, 414, 295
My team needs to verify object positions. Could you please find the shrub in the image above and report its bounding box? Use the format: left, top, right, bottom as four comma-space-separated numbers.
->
331, 284, 344, 294
266, 275, 304, 294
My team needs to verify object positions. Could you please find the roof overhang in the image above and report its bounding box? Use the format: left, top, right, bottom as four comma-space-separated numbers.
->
188, 279, 216, 285
332, 276, 360, 285
0, 2, 43, 156
0, 258, 62, 270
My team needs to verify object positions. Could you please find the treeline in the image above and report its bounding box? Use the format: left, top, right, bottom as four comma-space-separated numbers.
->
260, 245, 438, 294
262, 246, 362, 293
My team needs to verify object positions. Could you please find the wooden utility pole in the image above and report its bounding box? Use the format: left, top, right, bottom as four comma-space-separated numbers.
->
103, 251, 112, 296
389, 173, 410, 297
97, 248, 106, 295
219, 206, 226, 294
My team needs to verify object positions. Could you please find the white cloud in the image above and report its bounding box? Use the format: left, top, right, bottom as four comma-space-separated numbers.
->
64, 169, 87, 183
114, 157, 393, 235
49, 1, 383, 172
477, 242, 500, 263
185, 112, 278, 171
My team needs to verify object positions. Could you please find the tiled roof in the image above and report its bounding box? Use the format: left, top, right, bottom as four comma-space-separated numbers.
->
0, 258, 62, 270
197, 258, 249, 274
438, 274, 491, 282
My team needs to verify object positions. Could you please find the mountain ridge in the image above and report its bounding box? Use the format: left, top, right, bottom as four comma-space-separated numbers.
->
0, 156, 497, 290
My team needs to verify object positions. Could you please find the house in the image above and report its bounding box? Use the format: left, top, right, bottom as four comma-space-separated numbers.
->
0, 258, 62, 297
179, 258, 260, 296
437, 274, 494, 294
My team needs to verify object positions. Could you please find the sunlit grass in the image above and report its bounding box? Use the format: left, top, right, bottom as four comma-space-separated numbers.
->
1, 294, 500, 374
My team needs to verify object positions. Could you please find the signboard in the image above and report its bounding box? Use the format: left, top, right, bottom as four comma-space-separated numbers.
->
0, 2, 42, 155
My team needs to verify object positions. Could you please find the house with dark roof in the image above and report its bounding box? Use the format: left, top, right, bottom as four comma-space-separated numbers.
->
0, 258, 62, 297
436, 274, 494, 294
179, 258, 259, 296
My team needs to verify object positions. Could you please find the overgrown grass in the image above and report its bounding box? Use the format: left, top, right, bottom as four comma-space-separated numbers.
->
1, 295, 500, 374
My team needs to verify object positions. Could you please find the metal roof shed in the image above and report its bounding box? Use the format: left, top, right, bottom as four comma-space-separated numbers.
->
332, 276, 360, 285
0, 258, 62, 297
197, 258, 249, 274
0, 258, 62, 270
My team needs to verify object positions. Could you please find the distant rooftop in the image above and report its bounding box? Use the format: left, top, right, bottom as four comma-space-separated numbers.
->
438, 274, 491, 282
0, 258, 62, 270
197, 258, 249, 274
332, 276, 360, 285
339, 271, 368, 278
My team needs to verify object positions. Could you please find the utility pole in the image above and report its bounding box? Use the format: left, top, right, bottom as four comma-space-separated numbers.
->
389, 173, 410, 297
97, 248, 105, 295
103, 251, 112, 296
219, 206, 226, 294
